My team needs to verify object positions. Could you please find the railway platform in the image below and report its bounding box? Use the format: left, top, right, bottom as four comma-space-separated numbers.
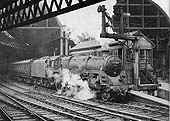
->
129, 90, 169, 107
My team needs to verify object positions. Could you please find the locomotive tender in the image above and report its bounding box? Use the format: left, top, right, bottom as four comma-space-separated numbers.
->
8, 55, 130, 101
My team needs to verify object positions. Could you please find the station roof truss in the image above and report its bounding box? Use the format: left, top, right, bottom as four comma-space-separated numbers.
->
113, 0, 170, 34
0, 0, 105, 31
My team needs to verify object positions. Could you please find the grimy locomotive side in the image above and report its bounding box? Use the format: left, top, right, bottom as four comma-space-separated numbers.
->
8, 55, 130, 101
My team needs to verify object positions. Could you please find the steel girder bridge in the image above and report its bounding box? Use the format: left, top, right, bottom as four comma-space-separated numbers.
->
0, 0, 105, 31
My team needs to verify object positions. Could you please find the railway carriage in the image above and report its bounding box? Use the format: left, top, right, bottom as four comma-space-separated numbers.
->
8, 60, 32, 80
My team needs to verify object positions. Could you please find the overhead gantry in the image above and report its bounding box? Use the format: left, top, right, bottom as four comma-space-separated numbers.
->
0, 0, 105, 31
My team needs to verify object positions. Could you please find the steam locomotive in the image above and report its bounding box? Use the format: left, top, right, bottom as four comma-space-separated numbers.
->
8, 55, 130, 101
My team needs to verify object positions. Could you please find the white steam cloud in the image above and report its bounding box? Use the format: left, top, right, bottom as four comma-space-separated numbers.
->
53, 69, 95, 100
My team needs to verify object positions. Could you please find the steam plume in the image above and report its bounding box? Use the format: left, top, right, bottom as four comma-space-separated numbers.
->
54, 69, 95, 100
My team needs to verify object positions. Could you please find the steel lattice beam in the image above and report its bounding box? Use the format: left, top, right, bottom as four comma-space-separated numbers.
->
0, 0, 105, 31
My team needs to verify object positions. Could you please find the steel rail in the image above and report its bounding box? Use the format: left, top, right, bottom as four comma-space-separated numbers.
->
1, 83, 134, 121
12, 82, 167, 121
0, 82, 165, 121
0, 90, 48, 121
9, 81, 170, 121
0, 106, 13, 121
0, 86, 98, 121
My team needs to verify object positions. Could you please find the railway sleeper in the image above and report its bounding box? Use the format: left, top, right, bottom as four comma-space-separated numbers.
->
2, 82, 169, 120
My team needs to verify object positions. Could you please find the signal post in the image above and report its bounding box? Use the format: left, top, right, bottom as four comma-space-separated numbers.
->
98, 4, 140, 90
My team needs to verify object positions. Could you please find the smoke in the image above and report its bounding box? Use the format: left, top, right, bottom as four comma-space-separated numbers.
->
53, 69, 95, 100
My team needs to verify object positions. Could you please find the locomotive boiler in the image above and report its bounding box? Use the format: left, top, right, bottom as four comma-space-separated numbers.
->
60, 55, 129, 101
61, 55, 122, 77
8, 55, 130, 101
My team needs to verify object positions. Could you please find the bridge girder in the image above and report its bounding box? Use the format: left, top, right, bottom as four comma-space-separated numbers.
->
0, 0, 105, 31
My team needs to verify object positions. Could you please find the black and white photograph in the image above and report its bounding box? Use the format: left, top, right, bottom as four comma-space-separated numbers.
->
0, 0, 169, 121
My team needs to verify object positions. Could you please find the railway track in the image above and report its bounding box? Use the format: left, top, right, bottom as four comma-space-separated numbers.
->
90, 99, 169, 121
1, 81, 169, 121
0, 83, 125, 121
0, 88, 97, 121
0, 90, 49, 121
